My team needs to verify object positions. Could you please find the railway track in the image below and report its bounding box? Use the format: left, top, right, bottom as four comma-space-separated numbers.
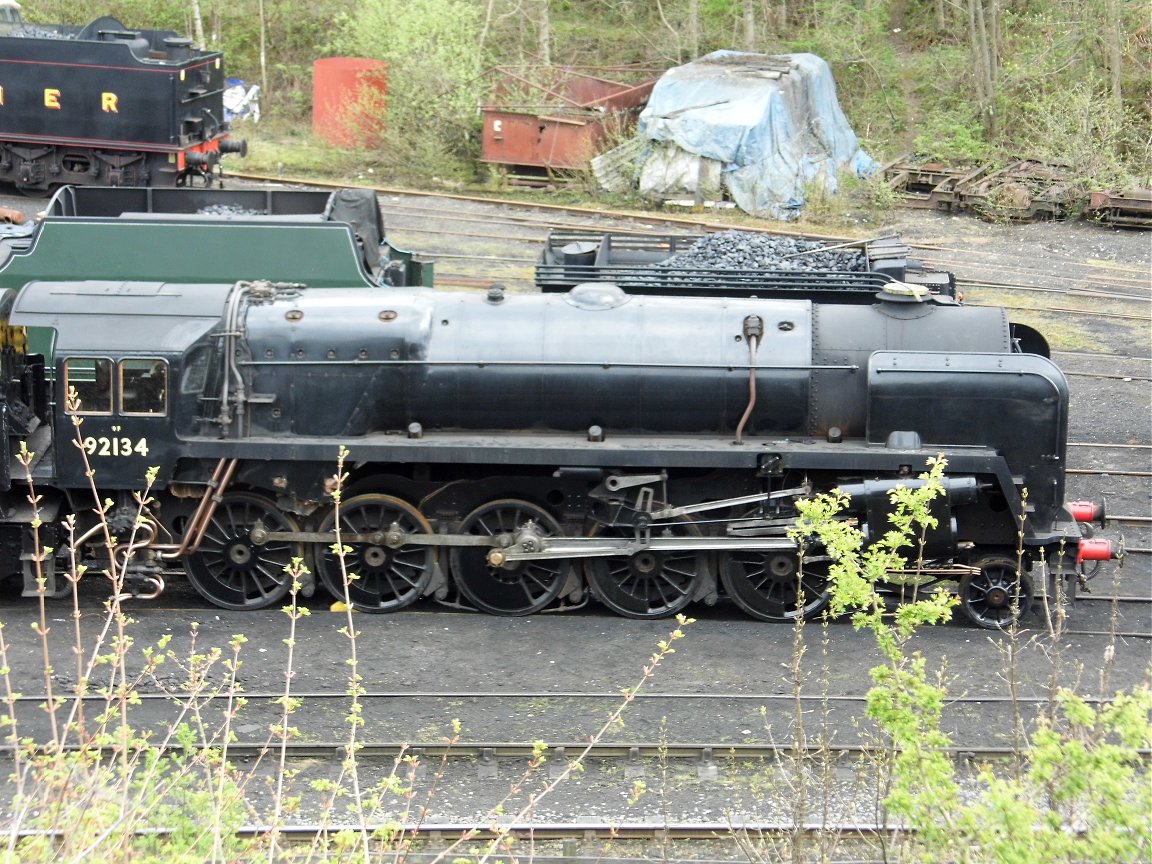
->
7, 618, 1149, 754
14, 738, 1146, 762
0, 823, 988, 861
7, 687, 1150, 705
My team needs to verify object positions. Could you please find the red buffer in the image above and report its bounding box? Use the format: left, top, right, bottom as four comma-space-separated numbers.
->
1068, 500, 1106, 526
1077, 537, 1120, 565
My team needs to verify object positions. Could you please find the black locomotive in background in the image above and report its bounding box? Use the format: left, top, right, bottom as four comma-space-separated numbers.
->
0, 211, 1116, 626
0, 9, 245, 192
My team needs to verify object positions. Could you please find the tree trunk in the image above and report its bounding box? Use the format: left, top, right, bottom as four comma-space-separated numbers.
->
538, 0, 551, 66
189, 0, 206, 47
1104, 0, 1123, 109
743, 0, 756, 50
968, 0, 997, 138
688, 0, 700, 60
989, 0, 1000, 83
478, 0, 497, 59
773, 0, 788, 31
258, 0, 267, 98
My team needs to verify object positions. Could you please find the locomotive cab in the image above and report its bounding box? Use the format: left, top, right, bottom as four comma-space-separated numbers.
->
9, 279, 234, 492
60, 354, 171, 470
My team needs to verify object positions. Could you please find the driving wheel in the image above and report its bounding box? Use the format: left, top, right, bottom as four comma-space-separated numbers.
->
584, 516, 710, 619
449, 499, 568, 615
959, 556, 1033, 629
184, 491, 303, 610
720, 550, 831, 622
317, 494, 435, 612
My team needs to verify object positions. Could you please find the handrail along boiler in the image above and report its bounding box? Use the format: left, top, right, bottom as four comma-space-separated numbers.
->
0, 263, 1116, 628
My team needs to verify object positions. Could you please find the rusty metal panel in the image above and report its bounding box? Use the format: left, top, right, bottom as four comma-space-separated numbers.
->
535, 115, 602, 169
480, 66, 658, 171
1085, 189, 1152, 229
482, 111, 552, 166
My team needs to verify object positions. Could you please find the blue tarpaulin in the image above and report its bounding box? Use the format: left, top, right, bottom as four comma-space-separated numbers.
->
632, 51, 876, 218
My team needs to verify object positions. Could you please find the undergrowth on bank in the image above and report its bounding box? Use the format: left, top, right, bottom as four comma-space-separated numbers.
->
1, 424, 1149, 861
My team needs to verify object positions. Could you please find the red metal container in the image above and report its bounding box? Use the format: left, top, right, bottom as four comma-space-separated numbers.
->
481, 66, 657, 171
312, 57, 388, 148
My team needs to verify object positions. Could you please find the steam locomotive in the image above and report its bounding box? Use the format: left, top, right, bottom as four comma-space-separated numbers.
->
0, 9, 245, 192
0, 262, 1116, 628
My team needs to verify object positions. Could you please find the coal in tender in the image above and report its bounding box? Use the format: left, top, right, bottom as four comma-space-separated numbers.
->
11, 26, 73, 38
195, 204, 268, 217
659, 231, 867, 272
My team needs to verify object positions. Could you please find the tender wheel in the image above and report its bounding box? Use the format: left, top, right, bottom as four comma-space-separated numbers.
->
317, 494, 435, 612
185, 491, 303, 610
959, 557, 1034, 629
584, 517, 710, 619
449, 499, 568, 615
720, 550, 831, 622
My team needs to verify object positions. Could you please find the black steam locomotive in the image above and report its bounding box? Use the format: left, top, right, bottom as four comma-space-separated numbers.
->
0, 268, 1115, 628
0, 13, 245, 192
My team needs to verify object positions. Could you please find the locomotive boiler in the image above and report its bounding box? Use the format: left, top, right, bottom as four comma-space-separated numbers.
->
0, 13, 246, 192
0, 276, 1116, 627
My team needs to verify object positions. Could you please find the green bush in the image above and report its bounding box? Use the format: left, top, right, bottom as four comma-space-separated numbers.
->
794, 457, 1152, 863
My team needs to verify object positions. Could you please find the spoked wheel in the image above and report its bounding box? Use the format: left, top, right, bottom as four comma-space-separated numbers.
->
584, 517, 710, 619
449, 499, 568, 615
317, 494, 435, 612
959, 556, 1034, 630
720, 550, 831, 622
185, 491, 303, 610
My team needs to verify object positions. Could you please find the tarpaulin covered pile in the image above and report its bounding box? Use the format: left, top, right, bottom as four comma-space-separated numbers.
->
595, 51, 876, 219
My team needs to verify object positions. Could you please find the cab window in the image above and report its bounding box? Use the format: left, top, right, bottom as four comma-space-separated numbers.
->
120, 358, 168, 415
64, 357, 113, 414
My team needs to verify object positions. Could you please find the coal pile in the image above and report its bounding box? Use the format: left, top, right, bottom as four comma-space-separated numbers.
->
659, 231, 867, 272
195, 204, 268, 217
11, 26, 73, 38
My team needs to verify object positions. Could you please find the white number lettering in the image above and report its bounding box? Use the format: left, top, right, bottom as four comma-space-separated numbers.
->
87, 436, 150, 458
